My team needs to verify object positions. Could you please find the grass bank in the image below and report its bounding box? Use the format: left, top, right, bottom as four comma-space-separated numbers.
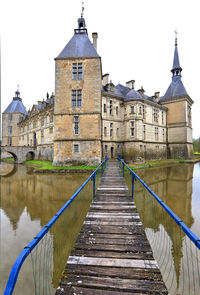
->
0, 157, 14, 163
25, 160, 97, 171
128, 158, 200, 170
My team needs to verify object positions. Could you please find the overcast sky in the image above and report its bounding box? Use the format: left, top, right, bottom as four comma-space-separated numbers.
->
1, 0, 200, 138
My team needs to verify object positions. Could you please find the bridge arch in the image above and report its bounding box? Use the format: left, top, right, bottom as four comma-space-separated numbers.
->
5, 151, 18, 163
26, 151, 35, 161
0, 164, 17, 177
0, 146, 36, 164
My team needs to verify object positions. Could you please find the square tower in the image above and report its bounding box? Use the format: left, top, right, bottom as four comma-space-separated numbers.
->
53, 16, 102, 165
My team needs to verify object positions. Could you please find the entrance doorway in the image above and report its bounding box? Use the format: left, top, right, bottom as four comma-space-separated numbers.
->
111, 147, 114, 158
33, 133, 37, 147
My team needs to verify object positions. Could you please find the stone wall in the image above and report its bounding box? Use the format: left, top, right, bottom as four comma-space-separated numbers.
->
123, 141, 167, 162
168, 143, 193, 159
2, 113, 21, 146
35, 144, 54, 161
54, 57, 102, 165
53, 140, 101, 165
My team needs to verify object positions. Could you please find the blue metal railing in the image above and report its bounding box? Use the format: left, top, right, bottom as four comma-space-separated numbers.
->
4, 157, 108, 295
117, 156, 200, 250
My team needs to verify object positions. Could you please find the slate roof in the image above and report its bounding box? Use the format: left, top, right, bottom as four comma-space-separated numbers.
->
161, 76, 188, 100
101, 83, 159, 105
125, 89, 142, 100
161, 41, 189, 101
32, 95, 55, 112
172, 44, 181, 70
56, 33, 99, 59
115, 84, 130, 96
3, 98, 27, 115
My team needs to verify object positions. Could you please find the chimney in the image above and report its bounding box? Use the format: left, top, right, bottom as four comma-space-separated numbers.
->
138, 86, 145, 97
152, 91, 160, 103
155, 91, 160, 99
102, 73, 109, 86
92, 32, 98, 51
126, 80, 135, 89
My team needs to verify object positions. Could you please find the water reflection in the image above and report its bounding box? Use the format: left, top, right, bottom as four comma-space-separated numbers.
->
0, 163, 92, 294
1, 162, 200, 295
125, 163, 200, 295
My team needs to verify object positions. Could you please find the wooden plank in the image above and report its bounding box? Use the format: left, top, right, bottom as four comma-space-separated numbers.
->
76, 237, 149, 246
74, 243, 152, 252
56, 286, 147, 295
58, 276, 168, 294
90, 205, 136, 209
65, 264, 163, 280
92, 202, 134, 205
97, 187, 128, 190
80, 225, 144, 234
55, 160, 168, 295
86, 211, 139, 218
67, 256, 159, 269
71, 249, 154, 260
83, 221, 142, 226
78, 232, 146, 240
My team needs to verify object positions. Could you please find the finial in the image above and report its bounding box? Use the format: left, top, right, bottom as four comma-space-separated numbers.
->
15, 84, 20, 98
81, 2, 84, 18
174, 29, 178, 46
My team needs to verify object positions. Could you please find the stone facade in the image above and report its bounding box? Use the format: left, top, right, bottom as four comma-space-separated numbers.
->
2, 112, 21, 147
53, 57, 102, 165
18, 94, 54, 161
1, 14, 194, 164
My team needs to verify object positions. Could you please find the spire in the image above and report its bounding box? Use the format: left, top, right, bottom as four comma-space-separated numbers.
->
171, 30, 182, 77
75, 2, 87, 34
161, 32, 190, 100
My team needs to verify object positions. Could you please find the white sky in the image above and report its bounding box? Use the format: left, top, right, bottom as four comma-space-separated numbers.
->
1, 0, 200, 138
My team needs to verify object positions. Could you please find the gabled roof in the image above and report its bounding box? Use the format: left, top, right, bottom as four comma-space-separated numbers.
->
56, 33, 100, 59
3, 98, 27, 115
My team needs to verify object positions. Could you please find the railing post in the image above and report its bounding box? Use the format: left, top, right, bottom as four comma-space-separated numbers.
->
93, 173, 96, 200
101, 163, 104, 176
131, 174, 134, 200
123, 162, 125, 177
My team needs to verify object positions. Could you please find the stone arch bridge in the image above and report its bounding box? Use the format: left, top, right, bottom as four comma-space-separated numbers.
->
0, 146, 36, 163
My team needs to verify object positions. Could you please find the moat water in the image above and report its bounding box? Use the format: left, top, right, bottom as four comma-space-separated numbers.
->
0, 161, 200, 294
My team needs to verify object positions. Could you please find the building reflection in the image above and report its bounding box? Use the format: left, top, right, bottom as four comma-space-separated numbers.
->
131, 164, 194, 293
0, 164, 93, 291
1, 163, 196, 293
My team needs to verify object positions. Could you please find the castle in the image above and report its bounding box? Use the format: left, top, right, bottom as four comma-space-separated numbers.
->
2, 13, 194, 165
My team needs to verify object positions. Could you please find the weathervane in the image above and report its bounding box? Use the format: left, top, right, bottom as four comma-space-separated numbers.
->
174, 29, 178, 45
81, 2, 84, 18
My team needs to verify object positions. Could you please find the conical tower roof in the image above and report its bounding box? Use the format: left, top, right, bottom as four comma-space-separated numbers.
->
172, 39, 182, 70
161, 35, 190, 101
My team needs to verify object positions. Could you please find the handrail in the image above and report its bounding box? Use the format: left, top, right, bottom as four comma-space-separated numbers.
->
117, 156, 200, 250
4, 157, 108, 295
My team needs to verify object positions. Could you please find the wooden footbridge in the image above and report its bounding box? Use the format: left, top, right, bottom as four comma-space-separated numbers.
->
56, 160, 168, 294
